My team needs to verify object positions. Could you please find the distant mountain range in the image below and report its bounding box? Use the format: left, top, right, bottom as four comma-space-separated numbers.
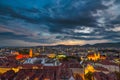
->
0, 42, 120, 48
81, 42, 120, 48
52, 42, 120, 48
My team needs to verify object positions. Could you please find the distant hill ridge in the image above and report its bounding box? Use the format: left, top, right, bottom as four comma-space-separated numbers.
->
82, 42, 120, 48
36, 42, 120, 48
0, 42, 120, 48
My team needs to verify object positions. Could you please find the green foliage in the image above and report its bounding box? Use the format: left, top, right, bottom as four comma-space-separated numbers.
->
84, 71, 93, 80
18, 49, 29, 54
60, 56, 81, 62
114, 71, 120, 80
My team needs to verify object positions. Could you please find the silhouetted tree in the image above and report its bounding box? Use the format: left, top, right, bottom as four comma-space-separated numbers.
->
84, 71, 93, 80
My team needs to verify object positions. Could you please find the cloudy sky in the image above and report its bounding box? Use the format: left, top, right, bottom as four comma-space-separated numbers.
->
0, 0, 120, 46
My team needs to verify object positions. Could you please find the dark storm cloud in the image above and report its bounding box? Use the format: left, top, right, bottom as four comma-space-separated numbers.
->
0, 31, 54, 44
0, 0, 120, 46
0, 32, 27, 40
0, 0, 106, 26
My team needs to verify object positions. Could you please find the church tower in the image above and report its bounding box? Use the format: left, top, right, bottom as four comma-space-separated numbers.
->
98, 52, 100, 59
29, 48, 33, 57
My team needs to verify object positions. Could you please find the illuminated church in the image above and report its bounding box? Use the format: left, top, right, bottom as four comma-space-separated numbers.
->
87, 52, 106, 61
16, 48, 33, 60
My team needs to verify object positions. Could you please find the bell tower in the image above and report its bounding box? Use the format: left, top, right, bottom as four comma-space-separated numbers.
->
29, 48, 33, 57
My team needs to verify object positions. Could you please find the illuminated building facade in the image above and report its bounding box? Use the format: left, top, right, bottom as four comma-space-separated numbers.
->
16, 48, 33, 60
87, 52, 106, 61
85, 64, 95, 74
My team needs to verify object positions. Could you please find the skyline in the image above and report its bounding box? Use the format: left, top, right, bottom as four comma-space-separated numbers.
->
0, 0, 120, 46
